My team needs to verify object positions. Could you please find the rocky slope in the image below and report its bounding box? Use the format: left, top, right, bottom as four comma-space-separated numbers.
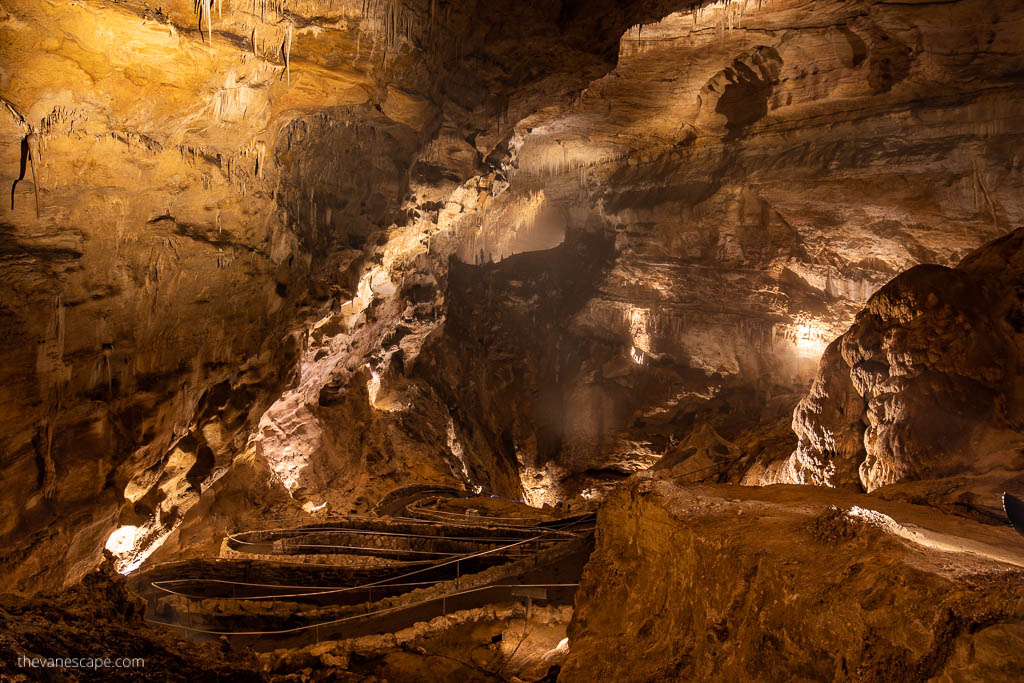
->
562, 476, 1024, 682
0, 559, 261, 681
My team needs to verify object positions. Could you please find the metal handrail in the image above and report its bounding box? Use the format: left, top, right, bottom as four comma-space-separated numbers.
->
404, 500, 554, 523
148, 528, 575, 601
145, 583, 580, 637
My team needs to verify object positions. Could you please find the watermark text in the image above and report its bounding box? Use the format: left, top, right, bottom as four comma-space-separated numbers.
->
17, 655, 145, 670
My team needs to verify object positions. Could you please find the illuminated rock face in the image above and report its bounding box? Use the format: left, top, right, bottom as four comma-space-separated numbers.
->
754, 228, 1024, 502
563, 478, 1024, 681
395, 0, 1024, 500
2, 0, 1024, 592
0, 0, 694, 590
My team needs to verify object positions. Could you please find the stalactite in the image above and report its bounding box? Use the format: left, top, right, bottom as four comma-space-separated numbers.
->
284, 24, 293, 84
194, 0, 213, 45
11, 129, 41, 217
360, 0, 429, 61
26, 132, 40, 218
206, 0, 213, 45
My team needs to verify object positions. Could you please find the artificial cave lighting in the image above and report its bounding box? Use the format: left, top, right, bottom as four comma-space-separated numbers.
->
4, 0, 1023, 678
367, 368, 382, 407
104, 525, 141, 556
446, 416, 479, 490
794, 322, 829, 359
519, 462, 567, 508
104, 524, 171, 575
628, 306, 653, 355
630, 344, 647, 365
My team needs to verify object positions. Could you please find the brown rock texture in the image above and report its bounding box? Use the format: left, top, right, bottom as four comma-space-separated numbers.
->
758, 228, 1024, 504
2, 0, 1024, 596
0, 0, 702, 590
373, 0, 1024, 504
562, 477, 1024, 682
0, 559, 262, 681
261, 604, 573, 681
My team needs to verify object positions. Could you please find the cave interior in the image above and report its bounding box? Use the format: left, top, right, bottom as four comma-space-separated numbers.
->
2, 0, 1024, 680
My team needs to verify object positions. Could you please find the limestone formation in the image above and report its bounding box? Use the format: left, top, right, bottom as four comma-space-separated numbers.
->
1, 0, 1023, 678
562, 477, 1024, 682
759, 228, 1024, 512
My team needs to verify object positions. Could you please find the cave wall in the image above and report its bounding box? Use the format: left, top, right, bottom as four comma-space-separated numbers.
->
752, 227, 1024, 512
0, 0, 442, 583
2, 0, 718, 587
3, 0, 1024, 589
379, 0, 1024, 500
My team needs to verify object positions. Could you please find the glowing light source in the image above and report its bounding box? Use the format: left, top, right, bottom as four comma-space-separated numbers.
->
630, 345, 646, 365
453, 190, 566, 264
794, 322, 828, 358
105, 525, 140, 555
105, 524, 169, 575
367, 368, 382, 407
520, 462, 566, 508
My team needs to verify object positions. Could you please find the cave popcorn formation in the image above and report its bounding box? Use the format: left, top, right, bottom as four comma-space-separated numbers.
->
2, 0, 1024, 680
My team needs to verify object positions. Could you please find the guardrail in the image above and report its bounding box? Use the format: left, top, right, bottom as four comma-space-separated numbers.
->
146, 582, 580, 640
373, 485, 474, 516
148, 527, 576, 601
132, 502, 595, 651
403, 498, 555, 525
